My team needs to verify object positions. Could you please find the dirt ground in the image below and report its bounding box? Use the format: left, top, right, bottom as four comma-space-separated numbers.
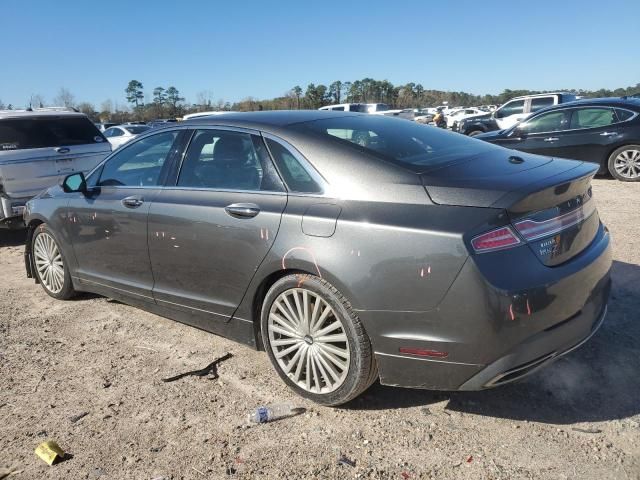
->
1, 178, 639, 480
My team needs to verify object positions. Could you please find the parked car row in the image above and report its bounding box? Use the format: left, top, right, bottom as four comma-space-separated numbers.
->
21, 111, 611, 405
475, 97, 640, 181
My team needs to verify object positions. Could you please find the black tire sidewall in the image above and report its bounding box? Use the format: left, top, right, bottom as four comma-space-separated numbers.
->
32, 223, 75, 300
608, 145, 640, 182
261, 274, 373, 406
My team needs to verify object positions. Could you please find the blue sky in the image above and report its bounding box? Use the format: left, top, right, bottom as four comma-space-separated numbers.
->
1, 0, 639, 108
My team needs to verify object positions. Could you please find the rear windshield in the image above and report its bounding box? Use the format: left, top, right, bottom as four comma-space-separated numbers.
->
294, 115, 499, 171
124, 126, 150, 134
0, 116, 106, 150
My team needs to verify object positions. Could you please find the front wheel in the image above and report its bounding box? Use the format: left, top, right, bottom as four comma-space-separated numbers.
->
608, 145, 640, 181
261, 274, 377, 406
468, 129, 484, 137
32, 224, 76, 299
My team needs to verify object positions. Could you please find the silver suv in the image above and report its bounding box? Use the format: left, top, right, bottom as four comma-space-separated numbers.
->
0, 108, 111, 228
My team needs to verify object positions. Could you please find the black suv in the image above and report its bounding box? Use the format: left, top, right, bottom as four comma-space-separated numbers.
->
475, 97, 640, 181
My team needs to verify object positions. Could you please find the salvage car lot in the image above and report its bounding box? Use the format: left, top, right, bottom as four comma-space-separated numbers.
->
1, 178, 639, 479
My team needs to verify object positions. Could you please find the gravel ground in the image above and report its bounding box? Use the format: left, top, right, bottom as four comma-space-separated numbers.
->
1, 178, 639, 480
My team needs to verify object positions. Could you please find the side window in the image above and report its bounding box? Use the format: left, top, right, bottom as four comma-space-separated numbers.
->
530, 97, 555, 113
112, 128, 125, 137
521, 111, 570, 134
615, 109, 635, 122
495, 100, 525, 118
177, 130, 283, 191
98, 131, 179, 187
265, 138, 322, 194
331, 106, 345, 111
569, 108, 615, 130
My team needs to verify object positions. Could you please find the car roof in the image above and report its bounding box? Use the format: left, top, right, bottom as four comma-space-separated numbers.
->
183, 109, 365, 130
511, 92, 575, 100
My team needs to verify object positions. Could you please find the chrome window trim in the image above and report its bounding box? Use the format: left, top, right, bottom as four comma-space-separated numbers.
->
156, 185, 287, 196
516, 106, 638, 136
261, 132, 333, 197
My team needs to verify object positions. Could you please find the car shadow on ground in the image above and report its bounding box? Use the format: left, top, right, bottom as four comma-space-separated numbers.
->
0, 229, 27, 247
350, 260, 640, 425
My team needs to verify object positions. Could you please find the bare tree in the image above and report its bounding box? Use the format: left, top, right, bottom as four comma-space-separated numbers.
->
77, 102, 96, 119
53, 87, 75, 108
100, 99, 113, 114
195, 90, 213, 111
31, 94, 46, 108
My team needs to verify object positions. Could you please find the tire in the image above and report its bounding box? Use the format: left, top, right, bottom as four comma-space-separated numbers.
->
31, 223, 76, 300
468, 130, 484, 137
261, 274, 377, 406
607, 145, 640, 182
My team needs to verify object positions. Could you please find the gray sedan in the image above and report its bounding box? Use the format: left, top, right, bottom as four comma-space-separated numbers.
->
23, 111, 611, 405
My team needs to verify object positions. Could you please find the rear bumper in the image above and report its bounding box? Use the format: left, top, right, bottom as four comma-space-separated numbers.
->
359, 222, 612, 391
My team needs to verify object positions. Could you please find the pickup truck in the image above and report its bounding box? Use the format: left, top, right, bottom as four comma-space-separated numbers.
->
0, 109, 111, 228
456, 92, 579, 136
319, 103, 414, 120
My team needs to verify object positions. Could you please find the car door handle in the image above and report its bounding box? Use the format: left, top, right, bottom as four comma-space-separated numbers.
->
543, 137, 559, 142
600, 131, 618, 136
122, 196, 144, 208
225, 203, 260, 218
55, 147, 70, 154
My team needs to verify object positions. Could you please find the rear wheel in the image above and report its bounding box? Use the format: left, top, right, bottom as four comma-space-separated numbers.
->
608, 145, 640, 181
32, 224, 76, 299
261, 274, 377, 406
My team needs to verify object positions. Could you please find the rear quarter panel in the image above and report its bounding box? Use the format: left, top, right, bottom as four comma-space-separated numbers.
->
235, 194, 502, 323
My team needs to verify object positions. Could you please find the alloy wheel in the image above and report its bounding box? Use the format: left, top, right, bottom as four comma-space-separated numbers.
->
34, 232, 65, 294
267, 288, 350, 394
614, 149, 640, 179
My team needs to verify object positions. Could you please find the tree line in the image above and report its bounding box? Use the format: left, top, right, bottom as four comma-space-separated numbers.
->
3, 79, 638, 122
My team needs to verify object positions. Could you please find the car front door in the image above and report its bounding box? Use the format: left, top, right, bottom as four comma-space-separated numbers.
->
67, 130, 183, 301
147, 128, 287, 323
494, 99, 526, 129
501, 109, 571, 157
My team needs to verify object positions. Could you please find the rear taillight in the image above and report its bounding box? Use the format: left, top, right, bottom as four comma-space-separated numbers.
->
471, 226, 521, 253
513, 199, 597, 241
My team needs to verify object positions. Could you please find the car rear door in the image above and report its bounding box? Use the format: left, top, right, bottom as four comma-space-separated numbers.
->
548, 107, 624, 167
147, 127, 287, 323
0, 115, 110, 200
67, 130, 184, 301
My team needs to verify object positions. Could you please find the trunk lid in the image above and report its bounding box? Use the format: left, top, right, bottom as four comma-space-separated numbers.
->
421, 151, 601, 265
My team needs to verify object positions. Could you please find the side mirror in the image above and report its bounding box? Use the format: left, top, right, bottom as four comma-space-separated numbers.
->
508, 126, 526, 139
62, 172, 87, 193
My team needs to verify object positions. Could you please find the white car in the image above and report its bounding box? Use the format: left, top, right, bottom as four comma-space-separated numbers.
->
446, 108, 485, 128
103, 125, 151, 149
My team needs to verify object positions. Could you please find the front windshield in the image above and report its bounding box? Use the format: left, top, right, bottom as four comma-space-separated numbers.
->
294, 115, 501, 171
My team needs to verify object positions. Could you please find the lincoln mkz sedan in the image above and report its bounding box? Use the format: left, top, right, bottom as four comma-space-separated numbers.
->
23, 111, 612, 405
